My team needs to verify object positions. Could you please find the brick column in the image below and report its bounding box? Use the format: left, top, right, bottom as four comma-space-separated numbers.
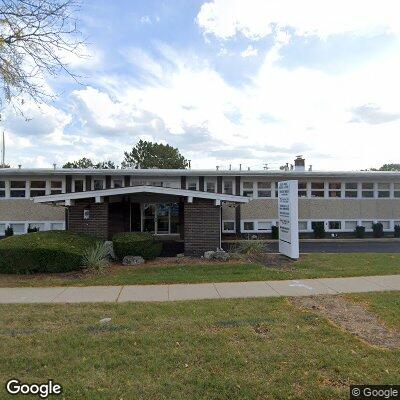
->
184, 198, 221, 256
68, 203, 109, 239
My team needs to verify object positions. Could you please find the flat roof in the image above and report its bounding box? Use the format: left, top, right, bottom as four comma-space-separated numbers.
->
2, 167, 400, 179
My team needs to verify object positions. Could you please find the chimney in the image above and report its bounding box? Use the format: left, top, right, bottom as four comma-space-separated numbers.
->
294, 155, 305, 171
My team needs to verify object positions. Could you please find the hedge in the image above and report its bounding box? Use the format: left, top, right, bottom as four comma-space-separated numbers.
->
0, 231, 100, 274
113, 232, 162, 260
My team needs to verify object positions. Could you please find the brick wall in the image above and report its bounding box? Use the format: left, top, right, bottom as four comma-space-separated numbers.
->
184, 198, 221, 256
68, 203, 109, 239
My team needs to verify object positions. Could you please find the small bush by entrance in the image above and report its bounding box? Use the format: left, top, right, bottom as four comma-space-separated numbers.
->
0, 231, 100, 274
355, 225, 366, 238
113, 232, 162, 260
372, 222, 384, 238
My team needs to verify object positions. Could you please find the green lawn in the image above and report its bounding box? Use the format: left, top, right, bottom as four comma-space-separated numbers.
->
0, 253, 399, 287
0, 292, 399, 399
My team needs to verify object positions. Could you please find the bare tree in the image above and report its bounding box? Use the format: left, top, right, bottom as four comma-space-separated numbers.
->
0, 0, 84, 107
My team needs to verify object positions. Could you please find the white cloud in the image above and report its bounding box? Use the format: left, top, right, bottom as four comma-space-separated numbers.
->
197, 0, 400, 40
63, 41, 400, 170
241, 45, 258, 57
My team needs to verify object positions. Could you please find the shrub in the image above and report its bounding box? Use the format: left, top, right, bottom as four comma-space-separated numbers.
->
27, 225, 39, 233
113, 232, 162, 260
312, 222, 325, 238
355, 225, 366, 239
233, 240, 267, 255
0, 231, 100, 274
4, 226, 13, 237
82, 242, 110, 274
394, 225, 400, 238
372, 222, 384, 238
271, 225, 279, 240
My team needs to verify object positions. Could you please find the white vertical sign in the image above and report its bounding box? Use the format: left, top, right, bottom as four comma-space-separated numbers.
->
278, 180, 299, 259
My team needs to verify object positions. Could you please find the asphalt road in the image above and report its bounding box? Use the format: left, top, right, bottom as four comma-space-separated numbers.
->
267, 241, 400, 253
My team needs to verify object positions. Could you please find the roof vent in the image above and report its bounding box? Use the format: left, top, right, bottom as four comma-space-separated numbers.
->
294, 155, 305, 171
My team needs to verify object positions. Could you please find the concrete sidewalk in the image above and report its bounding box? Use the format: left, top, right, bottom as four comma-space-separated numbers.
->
0, 275, 399, 304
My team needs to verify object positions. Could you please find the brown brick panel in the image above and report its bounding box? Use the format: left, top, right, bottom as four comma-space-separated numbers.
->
68, 203, 109, 239
184, 198, 220, 256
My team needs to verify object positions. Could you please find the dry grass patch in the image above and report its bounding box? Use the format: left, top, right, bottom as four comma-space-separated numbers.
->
291, 295, 400, 349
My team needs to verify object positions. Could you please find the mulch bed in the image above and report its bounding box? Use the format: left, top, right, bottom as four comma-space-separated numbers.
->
291, 295, 400, 349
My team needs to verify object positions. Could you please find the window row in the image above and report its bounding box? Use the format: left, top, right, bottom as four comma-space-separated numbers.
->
0, 221, 65, 236
222, 219, 400, 233
0, 180, 63, 198
237, 181, 400, 199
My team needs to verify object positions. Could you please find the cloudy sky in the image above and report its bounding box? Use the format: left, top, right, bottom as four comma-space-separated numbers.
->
3, 0, 400, 170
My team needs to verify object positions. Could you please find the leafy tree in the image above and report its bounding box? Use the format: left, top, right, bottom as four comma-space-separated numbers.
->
378, 164, 400, 171
122, 140, 188, 169
63, 158, 116, 169
365, 164, 400, 172
0, 0, 84, 106
94, 160, 116, 169
63, 157, 94, 169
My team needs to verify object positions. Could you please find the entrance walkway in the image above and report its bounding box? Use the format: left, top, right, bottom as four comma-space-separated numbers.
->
0, 275, 399, 304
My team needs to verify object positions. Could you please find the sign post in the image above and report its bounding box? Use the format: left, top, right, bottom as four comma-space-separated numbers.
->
278, 180, 299, 259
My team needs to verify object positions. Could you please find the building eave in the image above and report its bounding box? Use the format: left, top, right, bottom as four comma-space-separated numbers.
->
33, 185, 250, 205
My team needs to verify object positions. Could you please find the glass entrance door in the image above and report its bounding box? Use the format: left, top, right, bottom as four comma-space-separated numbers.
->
141, 203, 180, 234
143, 204, 156, 233
156, 204, 169, 234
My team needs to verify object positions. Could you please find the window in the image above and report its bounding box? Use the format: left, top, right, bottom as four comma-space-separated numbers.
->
223, 180, 233, 195
243, 221, 254, 231
0, 180, 5, 198
74, 180, 84, 192
50, 223, 64, 230
93, 179, 104, 190
378, 220, 390, 230
113, 179, 123, 189
30, 180, 46, 197
311, 182, 324, 197
328, 182, 341, 198
328, 221, 341, 230
51, 180, 62, 195
223, 221, 235, 232
394, 183, 400, 198
257, 182, 271, 197
0, 223, 5, 236
10, 223, 25, 235
298, 182, 307, 197
377, 183, 390, 198
311, 221, 324, 231
10, 181, 26, 197
242, 181, 254, 197
298, 221, 308, 231
29, 223, 45, 231
345, 221, 357, 230
257, 221, 272, 231
345, 183, 358, 198
361, 220, 373, 230
205, 181, 215, 193
362, 183, 374, 198
187, 181, 197, 191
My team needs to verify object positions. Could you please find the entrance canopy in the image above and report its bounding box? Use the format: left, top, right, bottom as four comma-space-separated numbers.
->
33, 185, 250, 205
